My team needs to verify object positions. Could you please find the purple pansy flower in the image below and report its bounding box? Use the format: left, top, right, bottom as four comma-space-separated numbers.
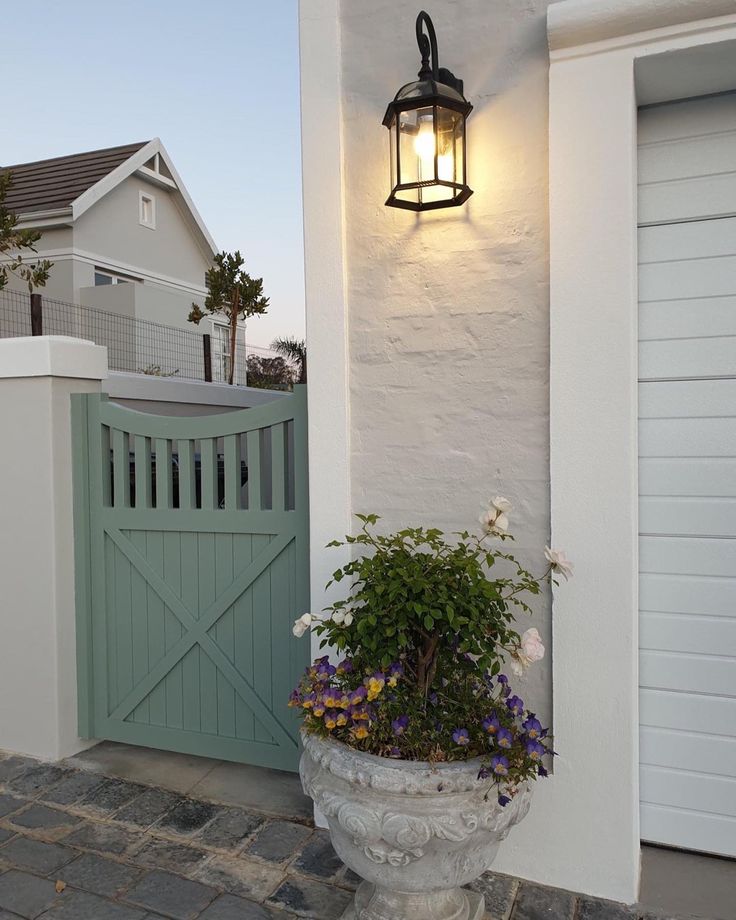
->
491, 755, 509, 776
392, 714, 410, 736
497, 728, 514, 749
349, 686, 367, 706
428, 691, 439, 706
525, 740, 546, 762
522, 716, 543, 739
506, 694, 524, 716
538, 764, 548, 777
477, 767, 491, 780
389, 746, 402, 758
498, 794, 511, 807
452, 728, 470, 746
482, 715, 500, 735
497, 674, 508, 685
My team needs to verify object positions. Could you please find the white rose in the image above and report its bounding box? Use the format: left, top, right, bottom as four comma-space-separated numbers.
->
343, 612, 354, 626
544, 546, 574, 581
493, 512, 509, 535
292, 612, 313, 637
331, 611, 346, 625
491, 496, 512, 514
479, 507, 510, 537
520, 627, 545, 663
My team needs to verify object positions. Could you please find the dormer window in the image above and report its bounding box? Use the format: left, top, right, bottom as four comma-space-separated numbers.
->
139, 190, 156, 229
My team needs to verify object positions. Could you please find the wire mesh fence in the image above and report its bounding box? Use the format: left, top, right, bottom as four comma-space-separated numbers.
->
0, 288, 260, 384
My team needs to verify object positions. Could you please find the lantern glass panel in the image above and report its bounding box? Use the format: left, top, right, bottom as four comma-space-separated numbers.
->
392, 104, 465, 208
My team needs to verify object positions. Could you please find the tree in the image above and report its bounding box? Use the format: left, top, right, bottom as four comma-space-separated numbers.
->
271, 336, 307, 384
245, 355, 294, 390
0, 172, 53, 293
188, 251, 268, 385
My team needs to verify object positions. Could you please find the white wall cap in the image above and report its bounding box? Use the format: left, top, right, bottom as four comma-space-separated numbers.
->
548, 0, 736, 51
106, 371, 287, 406
0, 336, 108, 380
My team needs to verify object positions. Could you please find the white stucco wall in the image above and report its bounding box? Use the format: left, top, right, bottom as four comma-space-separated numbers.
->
338, 0, 553, 725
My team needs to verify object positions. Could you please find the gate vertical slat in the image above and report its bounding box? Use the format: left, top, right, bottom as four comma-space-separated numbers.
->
271, 424, 286, 512
155, 439, 172, 508
200, 438, 218, 510
247, 429, 262, 511
224, 435, 241, 510
90, 395, 112, 734
112, 429, 130, 508
134, 436, 152, 509
178, 440, 196, 510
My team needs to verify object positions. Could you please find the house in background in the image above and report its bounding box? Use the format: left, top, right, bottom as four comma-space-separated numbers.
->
1, 140, 245, 382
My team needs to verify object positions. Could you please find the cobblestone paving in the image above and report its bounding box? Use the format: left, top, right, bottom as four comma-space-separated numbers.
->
0, 751, 706, 920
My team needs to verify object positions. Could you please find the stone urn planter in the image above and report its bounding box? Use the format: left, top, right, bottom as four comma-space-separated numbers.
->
300, 732, 532, 920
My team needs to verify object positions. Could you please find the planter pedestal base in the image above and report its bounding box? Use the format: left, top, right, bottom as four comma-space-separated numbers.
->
340, 881, 484, 920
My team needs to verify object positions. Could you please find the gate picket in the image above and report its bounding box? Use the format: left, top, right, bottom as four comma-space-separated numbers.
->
72, 388, 310, 771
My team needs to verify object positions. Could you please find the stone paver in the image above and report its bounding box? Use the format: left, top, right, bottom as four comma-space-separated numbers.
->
245, 821, 312, 864
59, 851, 142, 898
290, 830, 342, 880
469, 872, 518, 919
512, 882, 576, 919
77, 779, 147, 816
0, 793, 28, 818
156, 799, 223, 837
133, 837, 210, 874
63, 820, 144, 857
199, 893, 294, 919
196, 807, 264, 851
38, 887, 146, 919
0, 757, 38, 784
6, 804, 82, 839
0, 830, 14, 845
42, 772, 106, 807
0, 836, 77, 874
124, 869, 217, 919
193, 854, 284, 901
7, 766, 70, 798
114, 788, 183, 829
0, 868, 61, 917
578, 897, 638, 919
267, 876, 353, 919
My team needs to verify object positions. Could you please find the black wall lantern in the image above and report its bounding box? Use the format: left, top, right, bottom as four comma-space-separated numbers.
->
383, 11, 473, 211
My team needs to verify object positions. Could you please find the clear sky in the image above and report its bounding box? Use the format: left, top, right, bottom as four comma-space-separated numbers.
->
2, 0, 305, 347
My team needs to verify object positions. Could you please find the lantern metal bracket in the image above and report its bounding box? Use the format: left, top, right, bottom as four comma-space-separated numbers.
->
415, 11, 464, 96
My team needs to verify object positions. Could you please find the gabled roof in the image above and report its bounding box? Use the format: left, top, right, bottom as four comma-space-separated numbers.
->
1, 138, 217, 259
2, 142, 148, 214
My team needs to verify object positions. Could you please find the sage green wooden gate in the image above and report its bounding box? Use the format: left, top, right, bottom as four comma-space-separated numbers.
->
72, 388, 310, 772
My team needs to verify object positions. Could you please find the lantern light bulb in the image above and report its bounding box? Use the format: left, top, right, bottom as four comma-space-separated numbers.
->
414, 123, 436, 160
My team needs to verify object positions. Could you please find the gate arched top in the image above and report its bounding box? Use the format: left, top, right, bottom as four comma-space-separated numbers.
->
98, 386, 305, 439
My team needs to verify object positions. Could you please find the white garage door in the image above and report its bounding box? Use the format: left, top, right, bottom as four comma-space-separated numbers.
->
638, 94, 736, 858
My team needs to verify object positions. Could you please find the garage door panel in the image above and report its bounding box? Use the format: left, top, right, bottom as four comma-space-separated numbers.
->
638, 96, 736, 145
640, 256, 736, 302
640, 573, 736, 617
639, 497, 736, 537
640, 649, 735, 696
639, 417, 736, 455
639, 380, 736, 417
640, 218, 736, 266
639, 173, 736, 225
640, 688, 736, 736
640, 802, 736, 857
640, 765, 736, 819
640, 611, 736, 655
640, 458, 736, 496
640, 536, 736, 576
638, 131, 736, 186
640, 726, 736, 777
640, 297, 736, 342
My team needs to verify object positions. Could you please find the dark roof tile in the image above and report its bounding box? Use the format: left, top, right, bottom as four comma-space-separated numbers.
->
1, 141, 150, 214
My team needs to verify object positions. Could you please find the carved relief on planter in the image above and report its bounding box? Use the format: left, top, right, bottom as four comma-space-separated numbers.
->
300, 733, 532, 920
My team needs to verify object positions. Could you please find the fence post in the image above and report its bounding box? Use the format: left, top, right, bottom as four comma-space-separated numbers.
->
203, 334, 212, 382
30, 293, 43, 336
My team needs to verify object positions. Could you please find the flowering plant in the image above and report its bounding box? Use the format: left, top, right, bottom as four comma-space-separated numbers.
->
290, 499, 572, 806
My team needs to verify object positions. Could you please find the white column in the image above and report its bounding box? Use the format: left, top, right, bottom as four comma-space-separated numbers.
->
0, 336, 107, 761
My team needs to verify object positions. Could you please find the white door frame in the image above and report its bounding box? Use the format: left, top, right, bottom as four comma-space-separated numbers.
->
547, 0, 736, 903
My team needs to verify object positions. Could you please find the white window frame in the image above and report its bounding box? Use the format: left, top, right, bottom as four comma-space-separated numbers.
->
208, 316, 246, 384
93, 268, 140, 286
139, 190, 156, 229
546, 0, 736, 904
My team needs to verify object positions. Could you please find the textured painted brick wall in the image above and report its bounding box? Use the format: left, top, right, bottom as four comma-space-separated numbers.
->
339, 0, 553, 724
